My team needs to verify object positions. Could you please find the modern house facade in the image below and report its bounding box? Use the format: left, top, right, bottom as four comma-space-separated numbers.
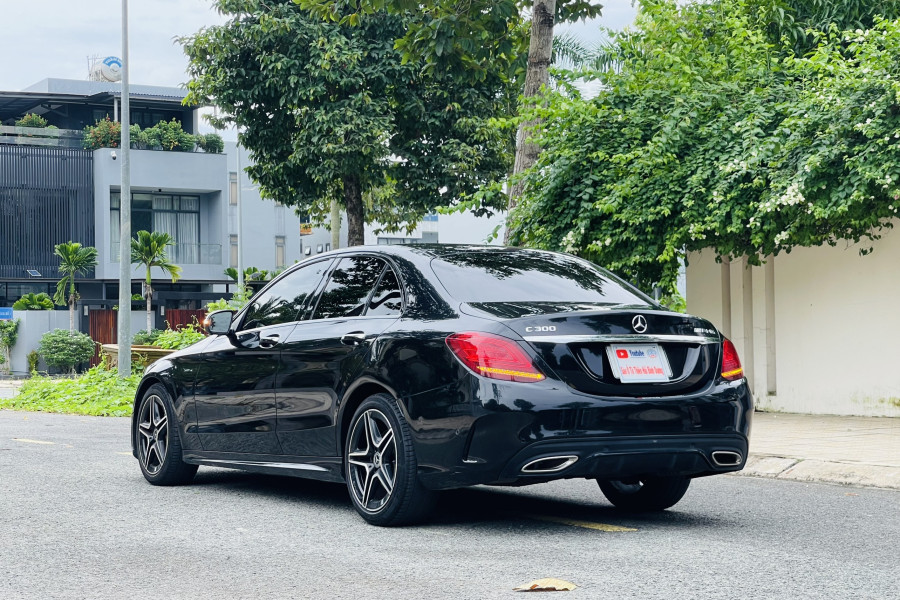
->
0, 78, 335, 326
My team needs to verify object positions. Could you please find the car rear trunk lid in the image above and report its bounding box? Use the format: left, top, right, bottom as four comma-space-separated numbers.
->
468, 303, 722, 398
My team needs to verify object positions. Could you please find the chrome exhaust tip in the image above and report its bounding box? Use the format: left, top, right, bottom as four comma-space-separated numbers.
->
711, 451, 742, 467
521, 455, 579, 474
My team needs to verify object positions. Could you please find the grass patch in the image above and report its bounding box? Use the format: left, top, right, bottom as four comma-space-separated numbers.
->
0, 365, 140, 417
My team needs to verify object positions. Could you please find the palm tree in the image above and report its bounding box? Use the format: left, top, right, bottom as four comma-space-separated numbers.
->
131, 231, 182, 333
52, 241, 99, 332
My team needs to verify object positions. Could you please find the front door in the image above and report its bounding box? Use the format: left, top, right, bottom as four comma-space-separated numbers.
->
193, 258, 334, 455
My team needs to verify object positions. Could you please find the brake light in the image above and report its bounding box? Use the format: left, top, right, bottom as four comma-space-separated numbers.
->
721, 339, 743, 381
446, 332, 545, 383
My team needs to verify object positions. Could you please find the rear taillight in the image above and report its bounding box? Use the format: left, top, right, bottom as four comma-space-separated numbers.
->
721, 339, 743, 381
446, 332, 545, 383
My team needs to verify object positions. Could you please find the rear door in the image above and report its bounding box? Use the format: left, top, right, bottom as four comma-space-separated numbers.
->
276, 255, 402, 456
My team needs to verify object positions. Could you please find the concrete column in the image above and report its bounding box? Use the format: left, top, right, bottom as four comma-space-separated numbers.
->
729, 258, 754, 393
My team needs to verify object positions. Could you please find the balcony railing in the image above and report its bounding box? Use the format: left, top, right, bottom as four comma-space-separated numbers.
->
111, 243, 222, 265
0, 126, 83, 148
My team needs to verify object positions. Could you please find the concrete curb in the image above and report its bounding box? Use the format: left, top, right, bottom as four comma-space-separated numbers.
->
732, 454, 900, 491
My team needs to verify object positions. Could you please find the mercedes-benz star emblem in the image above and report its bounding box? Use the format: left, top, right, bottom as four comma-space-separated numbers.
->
632, 315, 648, 333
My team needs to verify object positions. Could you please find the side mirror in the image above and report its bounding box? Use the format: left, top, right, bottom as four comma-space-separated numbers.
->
204, 310, 235, 335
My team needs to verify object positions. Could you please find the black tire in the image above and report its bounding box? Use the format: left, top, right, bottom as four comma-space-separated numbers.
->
135, 384, 198, 486
345, 393, 436, 526
597, 476, 691, 512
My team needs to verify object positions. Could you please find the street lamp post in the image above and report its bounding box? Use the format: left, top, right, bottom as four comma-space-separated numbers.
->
117, 0, 132, 377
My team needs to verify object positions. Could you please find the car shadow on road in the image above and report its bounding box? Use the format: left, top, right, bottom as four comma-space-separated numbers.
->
187, 468, 737, 531
431, 486, 738, 531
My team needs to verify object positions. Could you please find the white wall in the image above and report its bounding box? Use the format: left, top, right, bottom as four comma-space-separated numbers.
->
686, 227, 900, 417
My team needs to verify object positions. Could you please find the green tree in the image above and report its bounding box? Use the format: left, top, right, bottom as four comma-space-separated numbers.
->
182, 2, 516, 246
131, 231, 182, 333
296, 0, 604, 242
53, 241, 98, 332
511, 0, 900, 294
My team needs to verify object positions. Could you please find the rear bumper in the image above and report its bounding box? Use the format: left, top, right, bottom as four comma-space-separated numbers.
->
414, 377, 753, 490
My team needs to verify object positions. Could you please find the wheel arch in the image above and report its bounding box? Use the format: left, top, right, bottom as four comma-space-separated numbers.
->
131, 375, 177, 456
338, 378, 402, 456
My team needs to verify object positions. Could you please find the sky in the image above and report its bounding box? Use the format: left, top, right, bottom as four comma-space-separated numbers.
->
0, 0, 639, 135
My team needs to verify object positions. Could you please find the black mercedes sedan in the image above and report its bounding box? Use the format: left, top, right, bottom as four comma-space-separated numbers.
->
131, 245, 752, 526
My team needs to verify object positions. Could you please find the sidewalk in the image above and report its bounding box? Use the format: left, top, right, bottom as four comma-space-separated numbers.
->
740, 411, 900, 491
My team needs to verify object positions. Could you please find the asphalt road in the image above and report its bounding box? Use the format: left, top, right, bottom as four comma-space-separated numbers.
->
1, 410, 898, 600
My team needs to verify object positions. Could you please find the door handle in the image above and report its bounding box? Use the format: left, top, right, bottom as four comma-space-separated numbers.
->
341, 331, 367, 346
259, 334, 280, 349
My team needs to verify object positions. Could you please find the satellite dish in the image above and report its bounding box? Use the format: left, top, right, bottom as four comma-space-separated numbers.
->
90, 56, 123, 82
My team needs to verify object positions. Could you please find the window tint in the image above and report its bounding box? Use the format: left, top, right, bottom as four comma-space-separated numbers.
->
241, 259, 332, 329
367, 267, 403, 316
313, 256, 385, 320
429, 250, 649, 305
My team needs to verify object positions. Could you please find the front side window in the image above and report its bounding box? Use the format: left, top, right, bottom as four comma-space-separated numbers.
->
312, 256, 386, 320
241, 259, 333, 330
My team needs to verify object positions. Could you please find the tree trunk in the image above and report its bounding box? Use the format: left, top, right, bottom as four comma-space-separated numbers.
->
330, 197, 341, 249
343, 175, 365, 247
146, 287, 153, 333
69, 296, 75, 332
505, 0, 557, 245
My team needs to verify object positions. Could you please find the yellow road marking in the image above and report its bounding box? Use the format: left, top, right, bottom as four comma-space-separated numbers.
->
525, 514, 637, 532
116, 452, 132, 456
12, 438, 54, 445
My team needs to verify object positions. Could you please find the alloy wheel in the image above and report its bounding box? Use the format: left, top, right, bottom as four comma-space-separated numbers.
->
347, 408, 398, 513
138, 395, 169, 475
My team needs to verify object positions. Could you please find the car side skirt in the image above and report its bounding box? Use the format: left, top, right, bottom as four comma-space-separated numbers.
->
182, 451, 345, 483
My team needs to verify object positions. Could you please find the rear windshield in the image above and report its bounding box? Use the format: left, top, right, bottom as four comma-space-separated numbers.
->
429, 250, 650, 305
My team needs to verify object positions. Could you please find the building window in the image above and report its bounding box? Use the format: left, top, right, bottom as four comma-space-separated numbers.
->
111, 191, 201, 263
230, 235, 239, 269
229, 172, 238, 206
275, 236, 286, 268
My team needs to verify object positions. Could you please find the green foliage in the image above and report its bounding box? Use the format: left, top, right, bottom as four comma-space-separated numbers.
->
0, 363, 140, 417
26, 350, 40, 374
15, 113, 50, 128
145, 119, 196, 151
82, 117, 121, 150
128, 119, 199, 151
155, 323, 206, 350
38, 329, 95, 373
196, 132, 225, 153
133, 329, 164, 345
749, 0, 900, 55
224, 266, 276, 282
510, 0, 900, 293
0, 319, 19, 374
295, 0, 601, 80
182, 2, 517, 243
12, 292, 54, 310
206, 284, 254, 311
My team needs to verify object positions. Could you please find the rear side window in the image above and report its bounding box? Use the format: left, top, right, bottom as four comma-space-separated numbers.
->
240, 259, 332, 330
312, 256, 385, 319
367, 267, 403, 316
429, 250, 648, 305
